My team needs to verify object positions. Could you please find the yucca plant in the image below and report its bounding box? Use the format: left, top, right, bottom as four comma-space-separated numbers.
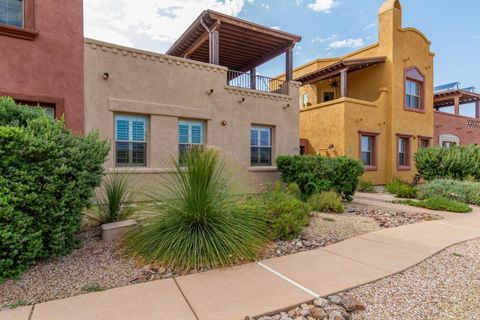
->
123, 147, 268, 271
86, 172, 137, 224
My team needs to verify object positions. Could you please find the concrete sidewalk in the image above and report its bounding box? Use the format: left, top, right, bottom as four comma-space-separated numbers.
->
3, 195, 480, 320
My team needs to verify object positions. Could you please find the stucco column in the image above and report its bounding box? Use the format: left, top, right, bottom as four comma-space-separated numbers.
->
285, 47, 293, 82
453, 96, 460, 115
208, 30, 219, 65
476, 100, 480, 118
340, 69, 348, 97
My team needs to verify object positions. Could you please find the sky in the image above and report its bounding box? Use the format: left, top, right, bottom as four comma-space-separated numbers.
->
84, 0, 480, 112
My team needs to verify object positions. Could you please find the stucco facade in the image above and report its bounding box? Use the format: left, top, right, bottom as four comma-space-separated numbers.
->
0, 0, 84, 135
293, 0, 434, 185
84, 39, 300, 191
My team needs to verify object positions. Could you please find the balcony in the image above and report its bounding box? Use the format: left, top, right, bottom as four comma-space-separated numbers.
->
226, 70, 289, 95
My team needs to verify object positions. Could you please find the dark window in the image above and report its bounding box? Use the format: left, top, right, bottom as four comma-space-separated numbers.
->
251, 126, 272, 166
115, 115, 147, 167
419, 138, 430, 149
0, 0, 23, 27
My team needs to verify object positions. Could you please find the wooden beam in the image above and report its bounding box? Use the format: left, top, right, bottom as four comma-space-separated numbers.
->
183, 31, 209, 58
454, 96, 460, 115
476, 101, 480, 119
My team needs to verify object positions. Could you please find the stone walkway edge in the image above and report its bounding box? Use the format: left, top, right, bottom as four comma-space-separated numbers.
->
3, 194, 480, 320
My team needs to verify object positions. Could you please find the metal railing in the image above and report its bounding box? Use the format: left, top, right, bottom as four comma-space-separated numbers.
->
226, 70, 289, 95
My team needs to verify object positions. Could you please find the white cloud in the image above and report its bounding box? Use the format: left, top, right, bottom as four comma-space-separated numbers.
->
327, 38, 364, 50
310, 34, 338, 43
473, 35, 480, 40
364, 23, 376, 30
261, 3, 270, 9
271, 26, 281, 30
308, 0, 339, 13
295, 0, 303, 5
84, 0, 250, 48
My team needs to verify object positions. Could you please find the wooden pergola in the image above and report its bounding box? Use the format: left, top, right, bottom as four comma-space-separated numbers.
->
295, 57, 386, 97
166, 10, 301, 81
434, 89, 480, 118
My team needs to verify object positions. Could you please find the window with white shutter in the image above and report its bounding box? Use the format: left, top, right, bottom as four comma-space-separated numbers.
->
115, 115, 147, 167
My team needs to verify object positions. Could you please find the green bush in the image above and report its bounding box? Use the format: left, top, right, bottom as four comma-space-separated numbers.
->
276, 155, 364, 201
397, 197, 472, 213
395, 184, 417, 199
415, 145, 480, 181
0, 97, 109, 280
86, 172, 137, 225
357, 179, 375, 192
418, 179, 480, 205
262, 188, 312, 241
308, 191, 344, 213
123, 148, 269, 271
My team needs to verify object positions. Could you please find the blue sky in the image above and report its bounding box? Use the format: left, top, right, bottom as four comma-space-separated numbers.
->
85, 0, 480, 94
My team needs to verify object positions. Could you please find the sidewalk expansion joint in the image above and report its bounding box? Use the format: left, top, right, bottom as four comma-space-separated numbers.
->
320, 248, 391, 273
28, 304, 35, 320
434, 221, 480, 232
173, 277, 200, 320
257, 262, 320, 298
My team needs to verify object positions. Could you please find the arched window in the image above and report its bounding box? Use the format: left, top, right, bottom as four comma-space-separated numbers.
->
404, 67, 425, 111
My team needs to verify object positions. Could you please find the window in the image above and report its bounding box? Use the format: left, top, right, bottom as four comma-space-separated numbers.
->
359, 132, 378, 170
251, 126, 272, 166
0, 0, 23, 27
406, 80, 421, 109
405, 67, 425, 111
419, 137, 431, 149
397, 135, 411, 169
442, 141, 457, 148
302, 93, 308, 107
115, 115, 147, 167
179, 120, 204, 161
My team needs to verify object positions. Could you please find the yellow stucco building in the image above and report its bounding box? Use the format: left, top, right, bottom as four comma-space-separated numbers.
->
293, 0, 434, 185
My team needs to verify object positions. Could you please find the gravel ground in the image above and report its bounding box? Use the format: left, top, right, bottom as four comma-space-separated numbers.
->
0, 205, 441, 310
349, 238, 480, 320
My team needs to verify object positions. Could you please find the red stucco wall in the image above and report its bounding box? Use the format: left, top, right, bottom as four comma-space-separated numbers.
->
434, 111, 480, 146
0, 0, 84, 135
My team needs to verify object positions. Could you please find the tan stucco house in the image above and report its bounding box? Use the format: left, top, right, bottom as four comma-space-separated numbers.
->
84, 11, 301, 190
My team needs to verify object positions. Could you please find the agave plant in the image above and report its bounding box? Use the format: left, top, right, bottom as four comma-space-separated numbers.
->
123, 147, 268, 271
87, 172, 137, 224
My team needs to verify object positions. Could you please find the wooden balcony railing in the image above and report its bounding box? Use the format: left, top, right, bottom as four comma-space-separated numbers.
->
226, 70, 289, 95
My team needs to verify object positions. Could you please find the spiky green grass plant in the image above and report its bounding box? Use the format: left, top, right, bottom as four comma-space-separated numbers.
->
86, 172, 137, 224
123, 147, 268, 271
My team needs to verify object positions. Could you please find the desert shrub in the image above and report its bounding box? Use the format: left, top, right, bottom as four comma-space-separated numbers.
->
286, 182, 302, 200
123, 148, 268, 271
418, 179, 480, 205
86, 172, 138, 225
308, 191, 344, 213
395, 184, 417, 199
397, 197, 472, 213
415, 145, 480, 181
357, 179, 375, 192
0, 97, 109, 280
262, 188, 312, 240
276, 155, 364, 201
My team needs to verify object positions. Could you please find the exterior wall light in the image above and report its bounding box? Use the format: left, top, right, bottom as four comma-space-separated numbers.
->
207, 89, 214, 94
103, 72, 109, 79
221, 120, 227, 126
239, 97, 245, 103
283, 104, 291, 109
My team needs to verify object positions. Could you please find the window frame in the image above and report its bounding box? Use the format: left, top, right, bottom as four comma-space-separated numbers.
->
396, 134, 412, 171
404, 66, 425, 112
358, 131, 379, 171
0, 0, 37, 40
178, 119, 205, 162
1, 91, 64, 119
114, 114, 148, 168
418, 136, 432, 149
302, 93, 309, 107
250, 125, 273, 167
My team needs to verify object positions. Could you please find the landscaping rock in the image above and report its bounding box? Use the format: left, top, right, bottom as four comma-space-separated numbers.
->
313, 298, 329, 308
328, 311, 345, 320
328, 295, 342, 304
339, 296, 365, 312
311, 307, 327, 319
